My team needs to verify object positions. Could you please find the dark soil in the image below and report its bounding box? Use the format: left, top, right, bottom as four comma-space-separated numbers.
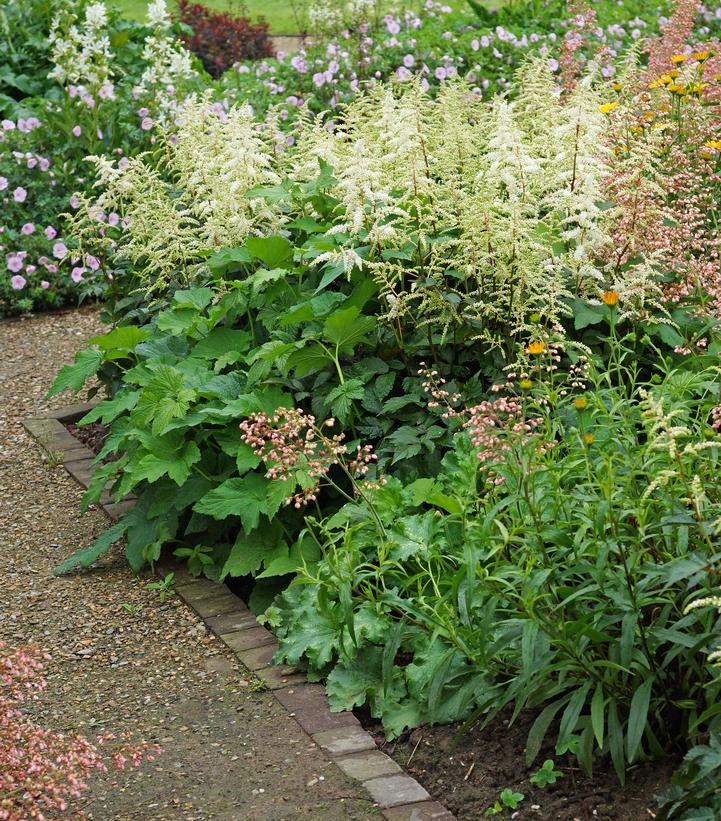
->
66, 419, 108, 456
368, 708, 673, 821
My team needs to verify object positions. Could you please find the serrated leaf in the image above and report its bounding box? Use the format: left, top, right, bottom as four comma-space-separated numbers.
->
47, 348, 103, 397
323, 307, 376, 353
53, 520, 129, 575
245, 235, 293, 268
194, 473, 268, 531
88, 325, 150, 351
222, 529, 276, 577
325, 378, 365, 422
174, 287, 214, 311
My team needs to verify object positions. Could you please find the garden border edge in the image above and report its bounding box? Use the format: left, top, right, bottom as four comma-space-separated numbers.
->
23, 404, 457, 821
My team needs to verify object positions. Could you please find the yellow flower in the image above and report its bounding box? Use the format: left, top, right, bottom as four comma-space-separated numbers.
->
690, 83, 709, 93
519, 378, 533, 391
648, 81, 659, 89
583, 433, 595, 445
668, 83, 688, 95
643, 110, 655, 121
573, 397, 588, 410
613, 82, 623, 91
671, 54, 688, 64
704, 140, 721, 150
527, 341, 546, 355
658, 75, 672, 85
602, 290, 620, 306
692, 50, 711, 62
669, 69, 680, 79
599, 102, 619, 114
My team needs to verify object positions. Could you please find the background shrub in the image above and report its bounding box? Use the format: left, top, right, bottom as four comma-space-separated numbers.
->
178, 0, 274, 78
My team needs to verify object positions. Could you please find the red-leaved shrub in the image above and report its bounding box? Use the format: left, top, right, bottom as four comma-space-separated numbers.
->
178, 0, 274, 78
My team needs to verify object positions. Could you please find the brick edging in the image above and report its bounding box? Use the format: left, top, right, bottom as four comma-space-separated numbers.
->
23, 407, 457, 821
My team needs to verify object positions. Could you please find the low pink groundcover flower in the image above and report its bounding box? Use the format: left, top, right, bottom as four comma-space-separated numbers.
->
10, 274, 26, 290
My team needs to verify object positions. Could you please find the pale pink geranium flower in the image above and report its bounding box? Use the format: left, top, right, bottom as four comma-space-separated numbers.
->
7, 254, 23, 273
45, 264, 58, 273
21, 222, 35, 235
13, 186, 27, 202
140, 117, 153, 131
44, 226, 57, 240
10, 275, 26, 289
41, 280, 50, 289
0, 176, 8, 191
71, 266, 85, 282
72, 125, 82, 137
53, 241, 68, 259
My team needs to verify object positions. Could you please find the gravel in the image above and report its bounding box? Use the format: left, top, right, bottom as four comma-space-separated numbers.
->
0, 307, 379, 820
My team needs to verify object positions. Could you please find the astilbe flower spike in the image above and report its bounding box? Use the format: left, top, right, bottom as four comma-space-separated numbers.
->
0, 641, 158, 821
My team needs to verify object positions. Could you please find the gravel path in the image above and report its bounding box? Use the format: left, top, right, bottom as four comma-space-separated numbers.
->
0, 308, 378, 821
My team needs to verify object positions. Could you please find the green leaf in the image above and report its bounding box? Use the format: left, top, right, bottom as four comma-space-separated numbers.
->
191, 328, 251, 361
591, 683, 605, 748
47, 348, 103, 397
245, 235, 293, 268
194, 473, 268, 531
80, 390, 140, 425
174, 287, 214, 311
325, 379, 365, 422
525, 697, 569, 765
208, 246, 252, 274
53, 520, 129, 575
323, 307, 376, 353
626, 678, 653, 762
608, 699, 626, 784
557, 683, 591, 751
572, 299, 605, 331
88, 326, 150, 351
222, 529, 277, 577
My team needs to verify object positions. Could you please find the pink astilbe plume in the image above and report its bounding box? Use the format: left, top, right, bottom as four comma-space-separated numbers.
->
240, 407, 378, 507
0, 641, 159, 821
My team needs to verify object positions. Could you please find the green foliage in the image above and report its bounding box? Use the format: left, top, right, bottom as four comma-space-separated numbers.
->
530, 759, 563, 788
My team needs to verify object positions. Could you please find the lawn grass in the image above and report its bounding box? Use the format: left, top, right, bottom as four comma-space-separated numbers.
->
111, 0, 303, 33
111, 0, 472, 35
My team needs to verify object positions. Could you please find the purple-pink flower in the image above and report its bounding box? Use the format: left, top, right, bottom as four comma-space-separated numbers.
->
10, 275, 26, 290
13, 187, 26, 203
7, 255, 23, 273
72, 125, 82, 137
71, 266, 85, 283
53, 242, 68, 260
44, 226, 57, 240
21, 223, 35, 235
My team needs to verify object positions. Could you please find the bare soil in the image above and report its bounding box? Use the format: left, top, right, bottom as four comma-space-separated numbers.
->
371, 708, 672, 821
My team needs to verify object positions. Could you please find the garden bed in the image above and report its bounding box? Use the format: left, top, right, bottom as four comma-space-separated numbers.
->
370, 712, 672, 820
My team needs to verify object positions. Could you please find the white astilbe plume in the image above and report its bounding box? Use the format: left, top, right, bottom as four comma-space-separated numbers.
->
75, 154, 201, 294
171, 96, 283, 248
542, 70, 611, 297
